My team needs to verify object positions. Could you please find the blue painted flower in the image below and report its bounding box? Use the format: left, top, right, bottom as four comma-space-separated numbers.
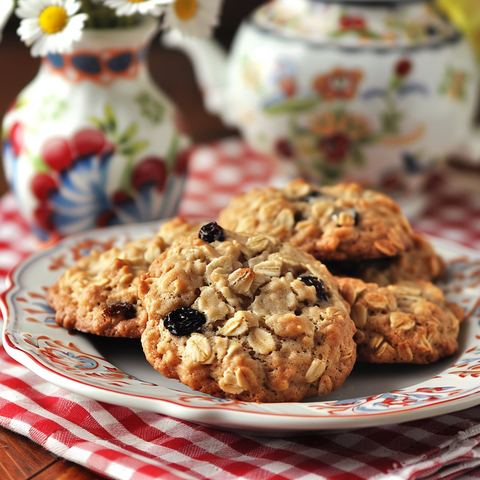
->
49, 152, 114, 236
47, 151, 185, 235
114, 173, 186, 224
1, 138, 19, 196
61, 351, 98, 369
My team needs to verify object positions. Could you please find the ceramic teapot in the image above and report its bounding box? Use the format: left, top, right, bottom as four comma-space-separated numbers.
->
166, 0, 479, 198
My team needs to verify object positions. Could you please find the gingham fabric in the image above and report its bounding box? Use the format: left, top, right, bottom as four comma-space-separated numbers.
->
1, 137, 480, 480
2, 347, 480, 480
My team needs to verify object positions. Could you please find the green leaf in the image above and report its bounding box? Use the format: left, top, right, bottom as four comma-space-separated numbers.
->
389, 76, 404, 92
362, 29, 382, 40
121, 139, 149, 157
88, 116, 107, 132
166, 132, 180, 171
330, 30, 350, 38
357, 133, 379, 145
119, 157, 135, 193
118, 123, 138, 145
350, 147, 365, 166
135, 91, 166, 125
30, 154, 50, 173
330, 29, 381, 40
380, 110, 402, 135
318, 162, 345, 183
264, 97, 319, 115
104, 103, 117, 134
15, 97, 29, 110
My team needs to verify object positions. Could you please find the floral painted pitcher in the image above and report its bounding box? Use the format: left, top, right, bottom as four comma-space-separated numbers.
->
168, 0, 479, 205
2, 16, 190, 241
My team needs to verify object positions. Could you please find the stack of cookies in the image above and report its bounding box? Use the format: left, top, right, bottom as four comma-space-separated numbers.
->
46, 179, 465, 403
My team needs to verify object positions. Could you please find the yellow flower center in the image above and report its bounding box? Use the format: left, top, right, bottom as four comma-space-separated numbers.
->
127, 0, 146, 3
39, 6, 68, 35
174, 0, 199, 21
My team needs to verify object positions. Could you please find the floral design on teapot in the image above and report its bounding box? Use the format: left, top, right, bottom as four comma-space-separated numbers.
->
264, 56, 430, 183
255, 1, 457, 46
170, 0, 478, 200
439, 66, 469, 102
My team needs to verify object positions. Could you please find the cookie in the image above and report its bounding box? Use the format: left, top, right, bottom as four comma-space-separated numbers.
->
338, 278, 464, 364
139, 222, 356, 402
47, 217, 200, 337
218, 179, 415, 261
326, 232, 446, 287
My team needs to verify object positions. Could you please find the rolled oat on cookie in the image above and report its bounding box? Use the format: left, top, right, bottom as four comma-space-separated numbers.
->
325, 232, 446, 287
218, 179, 416, 262
337, 277, 465, 364
46, 217, 201, 337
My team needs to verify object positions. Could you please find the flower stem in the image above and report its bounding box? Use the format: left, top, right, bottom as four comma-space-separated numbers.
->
79, 0, 140, 29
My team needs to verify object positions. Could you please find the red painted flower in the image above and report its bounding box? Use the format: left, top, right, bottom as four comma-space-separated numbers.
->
319, 132, 351, 163
395, 58, 412, 78
33, 204, 54, 231
174, 148, 194, 176
379, 172, 407, 193
9, 122, 25, 157
275, 138, 295, 159
71, 128, 106, 157
132, 157, 167, 192
41, 137, 74, 171
340, 15, 367, 31
312, 68, 363, 101
31, 173, 57, 202
111, 190, 133, 205
96, 210, 116, 228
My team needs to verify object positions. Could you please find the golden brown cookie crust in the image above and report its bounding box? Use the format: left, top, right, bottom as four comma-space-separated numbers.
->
338, 278, 464, 364
218, 179, 415, 261
47, 217, 201, 337
140, 226, 356, 402
326, 232, 446, 287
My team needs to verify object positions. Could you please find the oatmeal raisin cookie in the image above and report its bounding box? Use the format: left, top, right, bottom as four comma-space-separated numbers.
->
47, 217, 200, 337
338, 278, 464, 364
326, 232, 445, 287
139, 222, 357, 402
218, 179, 415, 261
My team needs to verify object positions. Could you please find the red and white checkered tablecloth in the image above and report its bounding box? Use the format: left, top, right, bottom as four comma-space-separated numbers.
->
1, 138, 480, 480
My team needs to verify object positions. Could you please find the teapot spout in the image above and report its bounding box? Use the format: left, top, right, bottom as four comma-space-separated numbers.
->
163, 30, 231, 125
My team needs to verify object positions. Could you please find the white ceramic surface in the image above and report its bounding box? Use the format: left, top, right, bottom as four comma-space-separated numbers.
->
169, 0, 479, 202
2, 17, 189, 242
2, 221, 480, 436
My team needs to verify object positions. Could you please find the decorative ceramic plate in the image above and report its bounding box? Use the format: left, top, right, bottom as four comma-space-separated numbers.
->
2, 221, 480, 436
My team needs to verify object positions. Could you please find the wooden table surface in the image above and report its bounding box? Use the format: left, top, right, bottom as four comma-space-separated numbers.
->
0, 3, 261, 476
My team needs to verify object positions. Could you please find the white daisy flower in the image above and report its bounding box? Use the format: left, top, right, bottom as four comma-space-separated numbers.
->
16, 0, 88, 57
164, 0, 223, 37
102, 0, 172, 17
0, 0, 14, 41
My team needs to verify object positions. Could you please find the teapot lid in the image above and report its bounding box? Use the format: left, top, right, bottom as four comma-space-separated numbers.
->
309, 0, 428, 3
252, 0, 459, 48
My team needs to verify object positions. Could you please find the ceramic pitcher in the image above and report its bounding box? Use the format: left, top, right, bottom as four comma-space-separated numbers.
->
2, 16, 190, 241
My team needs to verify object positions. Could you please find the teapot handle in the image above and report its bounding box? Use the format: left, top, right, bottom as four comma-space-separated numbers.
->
162, 30, 230, 122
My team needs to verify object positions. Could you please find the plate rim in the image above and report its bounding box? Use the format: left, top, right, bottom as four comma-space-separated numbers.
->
2, 222, 480, 434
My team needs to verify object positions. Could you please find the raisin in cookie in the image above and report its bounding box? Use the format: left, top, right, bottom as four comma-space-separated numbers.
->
139, 222, 356, 402
218, 179, 415, 261
326, 232, 445, 287
47, 217, 200, 337
338, 278, 464, 364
